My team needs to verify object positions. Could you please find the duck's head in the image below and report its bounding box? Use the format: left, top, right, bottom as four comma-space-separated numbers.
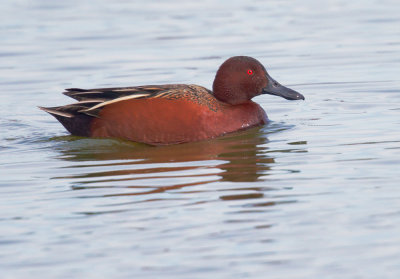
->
212, 56, 304, 105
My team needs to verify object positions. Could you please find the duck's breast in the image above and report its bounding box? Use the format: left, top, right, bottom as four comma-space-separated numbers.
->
208, 101, 268, 135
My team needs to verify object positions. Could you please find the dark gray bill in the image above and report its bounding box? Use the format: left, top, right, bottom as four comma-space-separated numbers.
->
262, 74, 305, 100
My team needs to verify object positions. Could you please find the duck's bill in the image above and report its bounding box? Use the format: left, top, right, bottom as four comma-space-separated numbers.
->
262, 75, 304, 100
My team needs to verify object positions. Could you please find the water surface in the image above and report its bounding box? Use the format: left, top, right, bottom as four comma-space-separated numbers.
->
1, 1, 400, 278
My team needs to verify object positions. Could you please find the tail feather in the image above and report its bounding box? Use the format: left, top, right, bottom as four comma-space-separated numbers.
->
39, 106, 94, 137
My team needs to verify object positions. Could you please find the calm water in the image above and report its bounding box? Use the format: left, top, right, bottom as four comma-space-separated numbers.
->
1, 0, 400, 278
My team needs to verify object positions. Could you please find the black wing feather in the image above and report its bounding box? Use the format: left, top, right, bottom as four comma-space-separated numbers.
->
63, 86, 178, 101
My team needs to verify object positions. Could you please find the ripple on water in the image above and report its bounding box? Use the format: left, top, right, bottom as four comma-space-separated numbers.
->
1, 0, 400, 278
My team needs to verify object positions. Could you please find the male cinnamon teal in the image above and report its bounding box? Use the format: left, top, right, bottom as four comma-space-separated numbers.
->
40, 56, 304, 145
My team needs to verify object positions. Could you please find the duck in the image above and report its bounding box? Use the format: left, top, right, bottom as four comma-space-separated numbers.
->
40, 56, 304, 145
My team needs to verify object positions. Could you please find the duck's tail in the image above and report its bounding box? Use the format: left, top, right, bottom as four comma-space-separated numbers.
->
38, 102, 98, 137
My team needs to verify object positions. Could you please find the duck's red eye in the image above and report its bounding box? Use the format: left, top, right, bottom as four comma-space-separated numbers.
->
247, 69, 253, 75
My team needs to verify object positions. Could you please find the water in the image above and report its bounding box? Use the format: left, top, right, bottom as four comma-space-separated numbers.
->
1, 0, 400, 278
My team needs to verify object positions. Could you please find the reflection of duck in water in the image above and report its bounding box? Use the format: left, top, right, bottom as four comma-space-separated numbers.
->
41, 56, 304, 145
54, 126, 290, 197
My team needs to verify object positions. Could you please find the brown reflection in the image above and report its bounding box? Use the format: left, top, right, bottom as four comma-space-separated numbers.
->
52, 126, 296, 196
220, 193, 264, 200
55, 127, 268, 164
216, 135, 275, 182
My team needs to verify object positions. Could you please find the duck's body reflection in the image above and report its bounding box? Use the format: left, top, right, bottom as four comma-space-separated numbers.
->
53, 124, 303, 200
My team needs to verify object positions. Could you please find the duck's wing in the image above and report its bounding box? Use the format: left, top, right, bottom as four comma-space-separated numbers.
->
39, 84, 212, 136
39, 84, 215, 136
63, 85, 186, 102
42, 84, 190, 118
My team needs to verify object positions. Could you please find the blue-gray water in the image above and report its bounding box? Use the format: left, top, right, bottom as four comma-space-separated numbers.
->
1, 1, 400, 278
